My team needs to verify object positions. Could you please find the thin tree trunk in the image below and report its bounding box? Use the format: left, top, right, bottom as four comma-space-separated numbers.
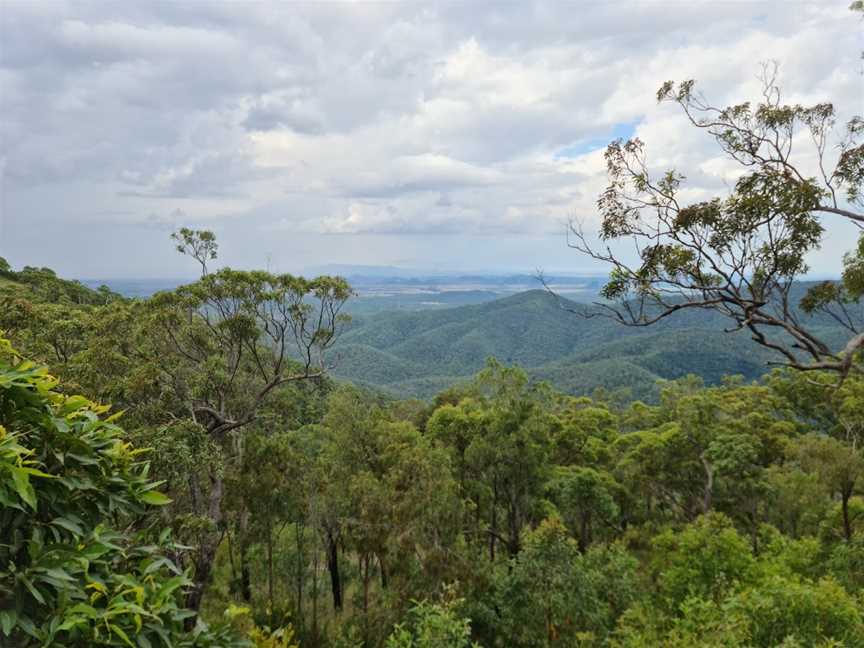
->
312, 547, 320, 644
507, 497, 520, 557
295, 521, 305, 633
267, 518, 275, 625
379, 553, 388, 589
226, 525, 238, 585
361, 554, 371, 647
326, 531, 342, 611
362, 554, 370, 615
489, 482, 498, 562
699, 452, 714, 514
578, 511, 590, 553
184, 472, 224, 626
240, 528, 252, 603
842, 488, 854, 542
748, 499, 759, 555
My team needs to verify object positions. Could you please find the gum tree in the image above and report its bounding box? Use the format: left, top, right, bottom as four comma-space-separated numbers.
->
570, 65, 864, 379
144, 230, 352, 612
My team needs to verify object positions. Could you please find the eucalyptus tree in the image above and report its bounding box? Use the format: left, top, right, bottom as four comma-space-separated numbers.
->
547, 466, 620, 552
142, 230, 352, 612
458, 360, 555, 559
788, 434, 864, 543
496, 516, 638, 646
318, 386, 461, 641
569, 66, 864, 379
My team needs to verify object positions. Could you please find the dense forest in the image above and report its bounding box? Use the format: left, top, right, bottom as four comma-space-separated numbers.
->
330, 286, 849, 400
2, 255, 864, 647
3, 61, 864, 647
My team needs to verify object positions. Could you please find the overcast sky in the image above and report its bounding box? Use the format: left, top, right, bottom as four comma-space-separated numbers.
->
0, 1, 861, 279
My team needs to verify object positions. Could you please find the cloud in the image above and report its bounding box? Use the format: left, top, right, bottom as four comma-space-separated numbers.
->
0, 1, 860, 277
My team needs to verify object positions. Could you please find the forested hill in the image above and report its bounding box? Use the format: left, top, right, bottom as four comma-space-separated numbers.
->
331, 288, 847, 401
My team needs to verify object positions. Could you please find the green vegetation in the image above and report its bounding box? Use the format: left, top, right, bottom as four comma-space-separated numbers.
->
333, 287, 846, 400
4, 262, 864, 645
573, 66, 864, 380
0, 337, 247, 646
2, 66, 863, 647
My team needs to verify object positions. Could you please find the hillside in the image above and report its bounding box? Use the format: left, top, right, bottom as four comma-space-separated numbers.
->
0, 264, 120, 305
331, 289, 844, 400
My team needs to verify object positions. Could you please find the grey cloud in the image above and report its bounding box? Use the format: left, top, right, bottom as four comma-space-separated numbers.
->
0, 1, 859, 277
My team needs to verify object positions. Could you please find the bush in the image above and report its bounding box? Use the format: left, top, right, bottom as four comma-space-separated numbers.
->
0, 337, 244, 646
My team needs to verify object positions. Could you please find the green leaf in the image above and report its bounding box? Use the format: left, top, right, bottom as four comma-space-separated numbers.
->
17, 614, 38, 639
139, 491, 172, 506
20, 466, 56, 479
10, 467, 37, 510
60, 395, 91, 415
0, 610, 16, 636
109, 623, 135, 648
39, 567, 76, 583
51, 516, 84, 536
20, 574, 45, 605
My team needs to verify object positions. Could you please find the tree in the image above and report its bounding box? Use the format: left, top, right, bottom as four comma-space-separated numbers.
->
0, 336, 244, 646
788, 434, 864, 543
317, 387, 461, 642
567, 66, 864, 378
547, 466, 619, 552
461, 361, 554, 558
142, 232, 352, 613
651, 513, 756, 609
172, 228, 218, 276
497, 516, 637, 646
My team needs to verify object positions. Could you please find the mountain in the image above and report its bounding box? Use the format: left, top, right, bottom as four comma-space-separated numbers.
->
330, 288, 847, 401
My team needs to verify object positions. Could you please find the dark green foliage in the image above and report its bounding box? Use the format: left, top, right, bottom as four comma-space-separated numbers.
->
0, 337, 244, 646
331, 287, 847, 400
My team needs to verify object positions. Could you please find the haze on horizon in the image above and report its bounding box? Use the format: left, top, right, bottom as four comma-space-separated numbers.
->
0, 1, 860, 280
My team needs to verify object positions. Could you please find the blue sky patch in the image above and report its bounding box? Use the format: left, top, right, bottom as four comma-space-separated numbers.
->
554, 121, 638, 159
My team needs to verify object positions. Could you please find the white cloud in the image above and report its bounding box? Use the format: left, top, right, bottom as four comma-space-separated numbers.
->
0, 0, 860, 276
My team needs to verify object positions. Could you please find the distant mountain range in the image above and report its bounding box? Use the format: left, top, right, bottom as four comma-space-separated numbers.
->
330, 288, 849, 402
79, 273, 849, 401
81, 273, 606, 313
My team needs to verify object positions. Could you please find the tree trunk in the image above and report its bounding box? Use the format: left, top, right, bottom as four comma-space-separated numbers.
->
267, 519, 275, 625
226, 525, 238, 585
748, 499, 759, 555
489, 482, 498, 562
184, 472, 224, 626
326, 531, 342, 611
362, 554, 370, 615
842, 488, 854, 542
312, 547, 320, 645
361, 554, 371, 647
240, 531, 252, 603
578, 511, 591, 553
295, 522, 305, 634
185, 535, 219, 618
379, 553, 388, 589
506, 497, 521, 557
699, 452, 714, 514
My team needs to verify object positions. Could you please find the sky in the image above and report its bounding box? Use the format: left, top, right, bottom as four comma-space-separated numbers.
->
0, 1, 861, 279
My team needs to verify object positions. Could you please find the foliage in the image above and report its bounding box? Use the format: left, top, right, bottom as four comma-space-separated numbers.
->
0, 337, 245, 646
385, 598, 478, 648
496, 516, 639, 646
570, 66, 864, 379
